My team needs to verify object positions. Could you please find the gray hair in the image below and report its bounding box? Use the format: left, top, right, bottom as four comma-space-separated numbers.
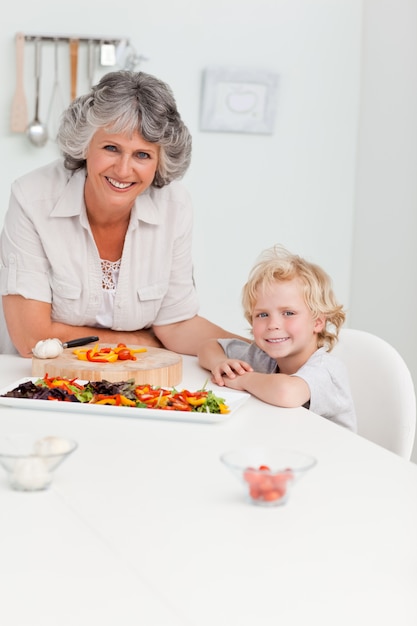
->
57, 70, 192, 187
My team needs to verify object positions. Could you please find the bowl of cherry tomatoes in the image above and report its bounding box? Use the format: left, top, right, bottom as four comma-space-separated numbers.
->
220, 447, 317, 506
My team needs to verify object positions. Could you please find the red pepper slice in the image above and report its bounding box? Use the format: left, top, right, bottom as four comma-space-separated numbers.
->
168, 399, 192, 411
86, 349, 112, 363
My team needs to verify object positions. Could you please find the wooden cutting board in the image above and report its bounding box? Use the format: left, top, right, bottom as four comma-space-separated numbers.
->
31, 345, 182, 386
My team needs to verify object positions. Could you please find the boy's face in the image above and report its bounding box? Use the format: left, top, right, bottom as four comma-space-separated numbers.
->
251, 278, 325, 371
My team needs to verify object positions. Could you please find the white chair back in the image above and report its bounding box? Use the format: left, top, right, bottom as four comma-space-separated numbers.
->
332, 328, 416, 459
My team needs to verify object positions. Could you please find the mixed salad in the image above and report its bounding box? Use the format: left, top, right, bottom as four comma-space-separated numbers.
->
1, 375, 230, 414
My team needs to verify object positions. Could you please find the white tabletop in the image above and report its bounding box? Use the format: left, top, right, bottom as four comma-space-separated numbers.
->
0, 354, 416, 626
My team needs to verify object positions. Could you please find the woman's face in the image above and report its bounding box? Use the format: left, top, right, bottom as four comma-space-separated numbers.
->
85, 128, 160, 212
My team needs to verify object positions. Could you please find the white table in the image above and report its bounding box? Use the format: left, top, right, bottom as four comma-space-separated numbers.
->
0, 354, 416, 626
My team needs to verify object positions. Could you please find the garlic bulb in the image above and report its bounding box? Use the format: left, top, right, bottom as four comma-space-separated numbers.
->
32, 338, 64, 359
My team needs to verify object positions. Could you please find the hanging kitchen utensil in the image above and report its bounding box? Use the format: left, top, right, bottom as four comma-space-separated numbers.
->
100, 42, 116, 67
26, 38, 48, 147
87, 40, 95, 88
47, 40, 66, 140
10, 32, 28, 133
69, 38, 79, 101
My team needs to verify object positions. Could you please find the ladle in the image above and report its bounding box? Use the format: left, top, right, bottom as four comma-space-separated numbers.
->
26, 39, 48, 147
47, 40, 66, 140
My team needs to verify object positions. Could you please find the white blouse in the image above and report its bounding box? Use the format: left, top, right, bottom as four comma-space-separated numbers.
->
0, 160, 199, 354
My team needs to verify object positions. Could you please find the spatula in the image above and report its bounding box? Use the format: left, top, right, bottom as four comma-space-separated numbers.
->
69, 38, 79, 101
10, 32, 28, 133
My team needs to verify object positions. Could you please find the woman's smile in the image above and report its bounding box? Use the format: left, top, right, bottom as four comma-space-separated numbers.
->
105, 176, 135, 190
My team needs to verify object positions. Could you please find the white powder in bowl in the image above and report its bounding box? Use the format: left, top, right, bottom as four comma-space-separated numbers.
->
33, 436, 72, 456
10, 458, 51, 491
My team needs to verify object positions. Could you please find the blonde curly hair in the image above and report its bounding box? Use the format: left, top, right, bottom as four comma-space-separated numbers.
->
242, 245, 346, 350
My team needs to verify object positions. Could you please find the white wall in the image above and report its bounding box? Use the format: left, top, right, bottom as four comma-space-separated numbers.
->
1, 0, 361, 340
2, 2, 416, 460
351, 0, 417, 462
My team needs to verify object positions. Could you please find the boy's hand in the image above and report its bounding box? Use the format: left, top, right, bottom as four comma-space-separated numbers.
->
211, 359, 253, 386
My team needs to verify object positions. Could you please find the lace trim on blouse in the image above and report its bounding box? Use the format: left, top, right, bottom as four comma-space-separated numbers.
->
95, 259, 121, 328
101, 259, 121, 290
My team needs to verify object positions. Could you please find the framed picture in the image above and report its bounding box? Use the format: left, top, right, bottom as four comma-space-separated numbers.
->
200, 66, 279, 135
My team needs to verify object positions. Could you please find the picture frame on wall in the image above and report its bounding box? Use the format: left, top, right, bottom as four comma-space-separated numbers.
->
200, 66, 279, 135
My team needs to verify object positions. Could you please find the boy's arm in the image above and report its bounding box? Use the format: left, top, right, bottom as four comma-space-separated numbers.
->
222, 371, 311, 408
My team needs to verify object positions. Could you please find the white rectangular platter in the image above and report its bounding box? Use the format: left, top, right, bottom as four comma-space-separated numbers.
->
0, 378, 250, 425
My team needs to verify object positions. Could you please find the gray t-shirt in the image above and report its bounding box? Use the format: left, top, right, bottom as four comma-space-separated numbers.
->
218, 339, 357, 431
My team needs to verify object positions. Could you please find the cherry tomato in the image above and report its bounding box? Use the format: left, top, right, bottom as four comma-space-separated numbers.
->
243, 468, 256, 483
262, 489, 285, 502
117, 349, 133, 360
272, 471, 294, 490
258, 476, 275, 494
249, 485, 261, 499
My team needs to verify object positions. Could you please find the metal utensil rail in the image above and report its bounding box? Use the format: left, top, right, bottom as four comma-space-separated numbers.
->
22, 33, 129, 46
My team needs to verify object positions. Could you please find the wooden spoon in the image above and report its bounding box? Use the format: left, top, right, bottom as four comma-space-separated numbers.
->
69, 38, 79, 101
10, 32, 28, 133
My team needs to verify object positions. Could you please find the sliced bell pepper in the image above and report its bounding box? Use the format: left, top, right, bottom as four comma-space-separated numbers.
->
92, 393, 136, 407
83, 344, 118, 363
74, 343, 146, 362
186, 397, 207, 407
86, 350, 118, 363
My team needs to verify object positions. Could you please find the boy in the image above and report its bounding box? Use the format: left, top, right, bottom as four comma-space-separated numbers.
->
198, 245, 356, 431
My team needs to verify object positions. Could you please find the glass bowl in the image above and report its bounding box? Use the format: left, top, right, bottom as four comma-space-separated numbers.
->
0, 434, 78, 491
220, 447, 317, 506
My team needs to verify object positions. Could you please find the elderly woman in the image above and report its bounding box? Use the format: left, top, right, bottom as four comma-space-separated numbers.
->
0, 71, 241, 357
